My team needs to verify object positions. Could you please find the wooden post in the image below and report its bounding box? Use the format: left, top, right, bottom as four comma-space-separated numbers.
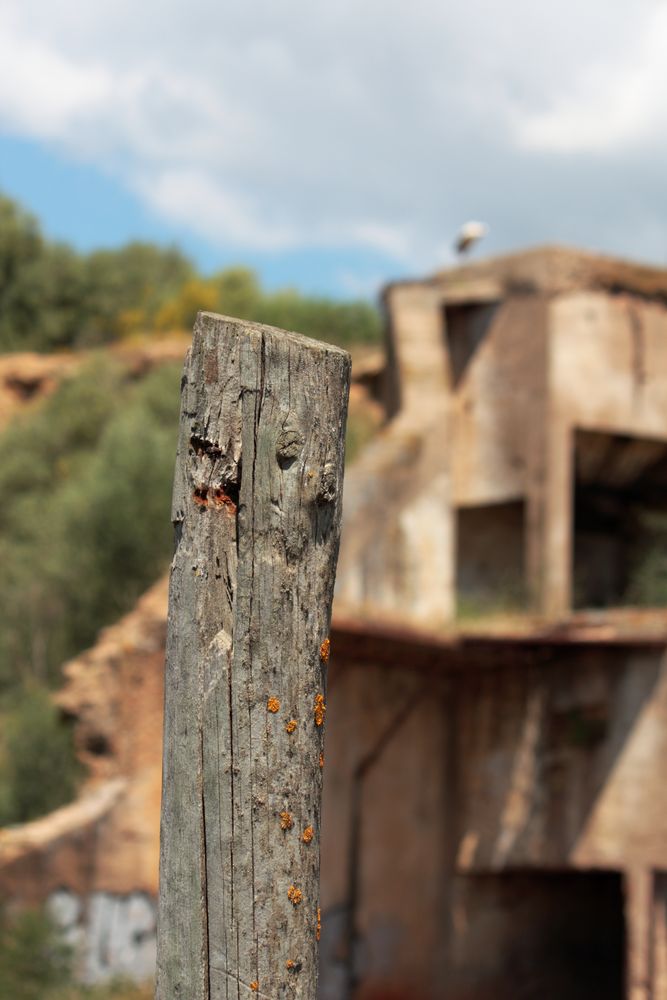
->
156, 313, 350, 1000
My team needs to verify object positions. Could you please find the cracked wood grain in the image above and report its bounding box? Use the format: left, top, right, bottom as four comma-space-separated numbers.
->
156, 313, 350, 1000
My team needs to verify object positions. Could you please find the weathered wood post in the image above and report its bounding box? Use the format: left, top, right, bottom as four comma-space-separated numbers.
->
156, 313, 350, 1000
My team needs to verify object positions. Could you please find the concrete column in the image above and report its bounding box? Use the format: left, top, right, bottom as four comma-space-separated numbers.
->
384, 283, 450, 411
540, 420, 573, 618
625, 867, 653, 1000
652, 873, 667, 1000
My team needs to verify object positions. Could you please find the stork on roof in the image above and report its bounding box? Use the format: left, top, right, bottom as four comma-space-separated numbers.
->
455, 221, 489, 257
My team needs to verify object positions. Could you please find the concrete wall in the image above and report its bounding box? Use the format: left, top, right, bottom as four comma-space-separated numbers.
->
335, 281, 454, 627
450, 295, 548, 508
451, 646, 667, 871
550, 292, 667, 439
320, 641, 667, 999
538, 291, 667, 614
320, 660, 448, 1000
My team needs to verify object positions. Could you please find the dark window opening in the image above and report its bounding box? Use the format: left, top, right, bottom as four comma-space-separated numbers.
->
456, 500, 526, 617
573, 429, 667, 608
84, 732, 112, 757
443, 301, 499, 388
4, 375, 45, 400
448, 869, 625, 1000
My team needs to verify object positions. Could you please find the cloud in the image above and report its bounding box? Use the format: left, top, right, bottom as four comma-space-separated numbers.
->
136, 169, 300, 252
0, 0, 665, 274
514, 4, 667, 154
0, 12, 113, 138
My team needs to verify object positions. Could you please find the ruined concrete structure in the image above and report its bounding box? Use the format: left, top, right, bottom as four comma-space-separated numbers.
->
337, 245, 667, 621
3, 246, 667, 999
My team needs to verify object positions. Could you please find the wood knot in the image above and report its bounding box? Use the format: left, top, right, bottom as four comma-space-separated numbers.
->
280, 811, 293, 830
302, 825, 314, 844
285, 719, 298, 734
267, 697, 280, 713
316, 463, 337, 505
287, 885, 303, 906
276, 427, 304, 465
319, 637, 330, 663
314, 694, 326, 727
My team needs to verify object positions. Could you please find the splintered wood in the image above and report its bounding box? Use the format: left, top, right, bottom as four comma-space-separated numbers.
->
156, 313, 350, 1000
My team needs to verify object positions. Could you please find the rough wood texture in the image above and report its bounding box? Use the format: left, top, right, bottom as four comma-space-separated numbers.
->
156, 313, 350, 1000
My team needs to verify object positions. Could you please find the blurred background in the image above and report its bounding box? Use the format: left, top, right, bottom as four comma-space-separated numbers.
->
1, 2, 667, 998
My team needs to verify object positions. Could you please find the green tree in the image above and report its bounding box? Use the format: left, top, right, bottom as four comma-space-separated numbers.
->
80, 243, 194, 343
0, 358, 180, 689
0, 195, 48, 350
0, 686, 81, 825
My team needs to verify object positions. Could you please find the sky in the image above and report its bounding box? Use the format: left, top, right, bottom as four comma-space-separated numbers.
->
1, 0, 666, 298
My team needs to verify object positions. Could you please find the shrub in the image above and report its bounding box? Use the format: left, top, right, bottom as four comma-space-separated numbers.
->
0, 905, 153, 1000
0, 686, 81, 825
624, 512, 667, 606
0, 358, 181, 690
0, 906, 72, 999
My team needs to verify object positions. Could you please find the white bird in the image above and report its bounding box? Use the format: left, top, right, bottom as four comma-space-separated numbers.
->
454, 221, 489, 257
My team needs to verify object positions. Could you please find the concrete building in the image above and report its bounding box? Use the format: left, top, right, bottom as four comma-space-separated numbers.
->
337, 245, 667, 621
330, 246, 667, 999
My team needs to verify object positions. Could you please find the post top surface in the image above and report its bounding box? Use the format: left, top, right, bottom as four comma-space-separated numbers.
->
197, 311, 351, 361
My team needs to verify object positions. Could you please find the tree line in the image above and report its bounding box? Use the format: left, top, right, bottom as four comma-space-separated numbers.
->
0, 193, 380, 352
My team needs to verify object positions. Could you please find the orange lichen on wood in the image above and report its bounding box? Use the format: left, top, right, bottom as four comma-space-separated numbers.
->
267, 696, 280, 713
319, 637, 330, 663
288, 885, 303, 906
285, 719, 298, 734
249, 982, 259, 992
319, 752, 324, 769
192, 485, 237, 513
316, 907, 321, 941
286, 959, 296, 970
302, 825, 314, 844
280, 811, 293, 830
209, 487, 237, 513
314, 693, 326, 727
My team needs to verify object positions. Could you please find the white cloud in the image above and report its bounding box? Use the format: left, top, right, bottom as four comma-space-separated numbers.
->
0, 12, 113, 137
514, 5, 667, 154
0, 0, 665, 271
136, 168, 300, 252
